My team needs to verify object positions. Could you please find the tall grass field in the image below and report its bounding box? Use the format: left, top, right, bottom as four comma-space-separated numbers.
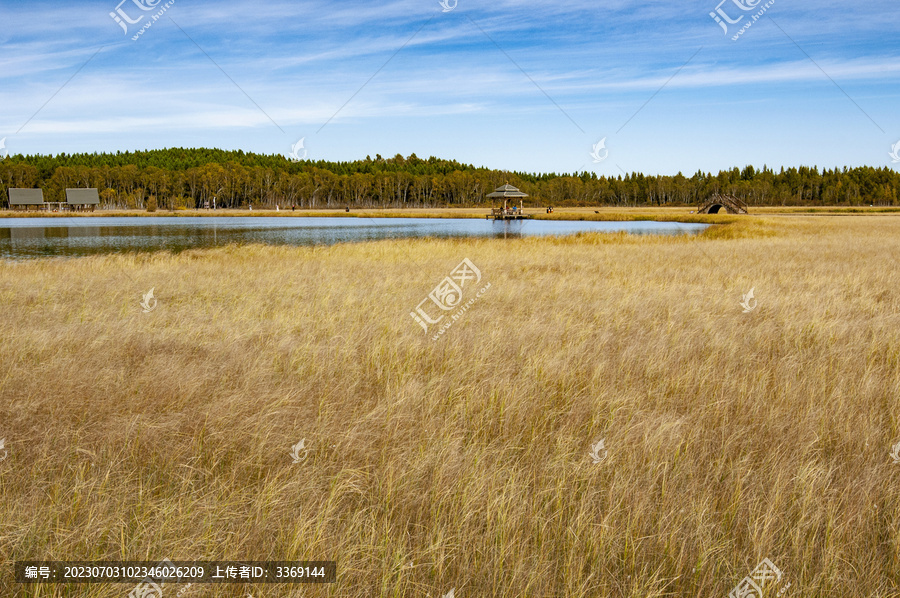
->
2, 214, 900, 597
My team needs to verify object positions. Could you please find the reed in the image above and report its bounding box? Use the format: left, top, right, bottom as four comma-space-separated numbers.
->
1, 214, 899, 597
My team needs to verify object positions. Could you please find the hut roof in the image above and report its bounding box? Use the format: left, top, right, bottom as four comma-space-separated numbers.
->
66, 188, 100, 205
486, 184, 528, 198
8, 189, 44, 205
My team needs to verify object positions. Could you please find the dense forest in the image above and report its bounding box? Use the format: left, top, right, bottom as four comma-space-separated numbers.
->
1, 148, 898, 209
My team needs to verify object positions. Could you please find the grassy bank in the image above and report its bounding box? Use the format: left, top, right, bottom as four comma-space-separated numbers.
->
1, 215, 900, 597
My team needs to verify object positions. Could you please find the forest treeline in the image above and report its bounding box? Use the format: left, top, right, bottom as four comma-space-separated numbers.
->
1, 148, 898, 209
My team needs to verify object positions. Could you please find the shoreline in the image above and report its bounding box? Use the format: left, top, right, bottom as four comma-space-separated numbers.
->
1, 206, 898, 222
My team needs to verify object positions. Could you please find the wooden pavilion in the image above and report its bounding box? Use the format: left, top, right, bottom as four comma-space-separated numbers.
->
8, 189, 46, 211
486, 184, 531, 220
66, 188, 100, 212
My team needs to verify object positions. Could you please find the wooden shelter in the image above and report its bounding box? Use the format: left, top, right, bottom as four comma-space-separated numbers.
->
66, 188, 100, 212
8, 188, 45, 211
486, 184, 531, 220
697, 194, 748, 214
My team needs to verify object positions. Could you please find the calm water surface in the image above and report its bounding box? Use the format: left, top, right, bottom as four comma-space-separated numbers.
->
0, 217, 709, 259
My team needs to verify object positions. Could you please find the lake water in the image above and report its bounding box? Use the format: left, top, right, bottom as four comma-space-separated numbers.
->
0, 217, 709, 259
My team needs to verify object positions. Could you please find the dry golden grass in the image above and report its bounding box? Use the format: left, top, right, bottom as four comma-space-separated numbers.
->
2, 215, 900, 597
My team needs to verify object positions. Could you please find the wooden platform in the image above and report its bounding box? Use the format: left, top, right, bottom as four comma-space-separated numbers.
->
487, 208, 532, 221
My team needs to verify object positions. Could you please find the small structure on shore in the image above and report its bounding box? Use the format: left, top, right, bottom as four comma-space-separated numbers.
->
697, 194, 748, 214
8, 188, 45, 211
486, 184, 531, 220
66, 188, 100, 212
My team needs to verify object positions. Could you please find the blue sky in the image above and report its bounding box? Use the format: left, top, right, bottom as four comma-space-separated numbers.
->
1, 0, 898, 175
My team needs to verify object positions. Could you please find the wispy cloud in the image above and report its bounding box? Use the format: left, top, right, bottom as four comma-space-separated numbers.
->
1, 0, 897, 172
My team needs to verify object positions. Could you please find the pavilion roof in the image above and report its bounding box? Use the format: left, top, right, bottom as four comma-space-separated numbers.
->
66, 188, 100, 205
8, 189, 44, 205
486, 184, 528, 198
